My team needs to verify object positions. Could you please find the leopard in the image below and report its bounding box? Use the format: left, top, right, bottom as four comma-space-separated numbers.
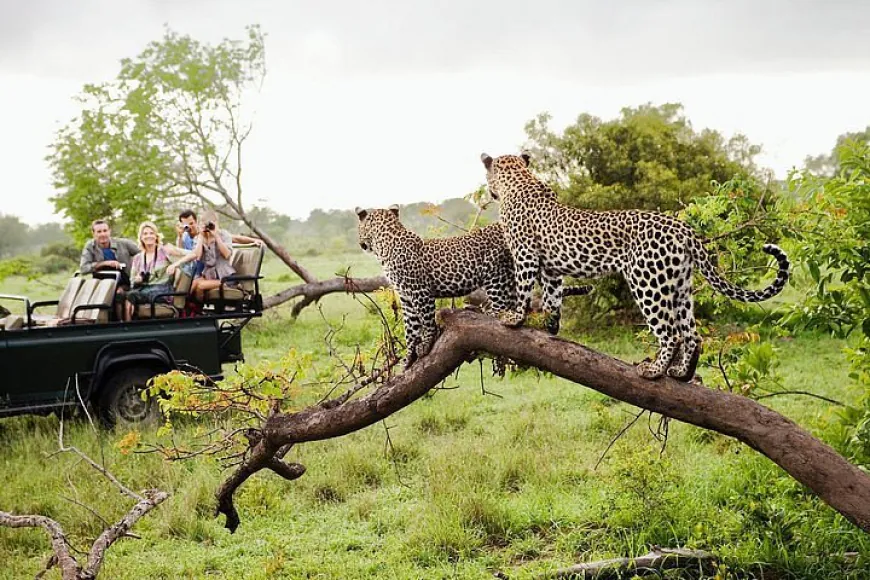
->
480, 152, 790, 381
356, 205, 591, 367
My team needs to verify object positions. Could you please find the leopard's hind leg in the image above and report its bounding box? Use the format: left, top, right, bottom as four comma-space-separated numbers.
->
626, 260, 681, 380
482, 255, 519, 320
540, 268, 564, 335
667, 261, 702, 381
399, 292, 436, 368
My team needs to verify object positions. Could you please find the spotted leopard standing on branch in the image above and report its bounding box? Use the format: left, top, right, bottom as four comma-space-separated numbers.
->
356, 206, 590, 368
480, 152, 790, 381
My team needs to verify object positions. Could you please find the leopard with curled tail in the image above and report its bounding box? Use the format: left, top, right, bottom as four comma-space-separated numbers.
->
480, 152, 789, 381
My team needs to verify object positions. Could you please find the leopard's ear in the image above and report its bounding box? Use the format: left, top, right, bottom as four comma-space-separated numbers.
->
388, 204, 400, 217
520, 151, 531, 167
481, 153, 493, 170
355, 207, 368, 221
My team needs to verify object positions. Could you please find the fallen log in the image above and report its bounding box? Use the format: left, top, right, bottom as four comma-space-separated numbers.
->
544, 547, 717, 579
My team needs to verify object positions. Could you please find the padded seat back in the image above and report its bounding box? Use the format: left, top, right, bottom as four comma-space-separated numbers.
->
86, 278, 117, 322
57, 277, 85, 319
1, 315, 24, 330
68, 279, 99, 321
172, 267, 193, 309
229, 245, 264, 294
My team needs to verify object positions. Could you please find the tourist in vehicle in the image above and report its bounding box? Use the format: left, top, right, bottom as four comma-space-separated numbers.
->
175, 209, 263, 281
123, 221, 191, 321
79, 219, 140, 287
183, 212, 238, 304
175, 209, 263, 253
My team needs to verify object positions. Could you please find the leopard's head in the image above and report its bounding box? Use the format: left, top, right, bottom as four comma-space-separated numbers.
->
356, 205, 401, 254
480, 152, 532, 201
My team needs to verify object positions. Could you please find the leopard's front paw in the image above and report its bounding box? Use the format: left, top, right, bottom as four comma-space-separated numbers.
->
636, 359, 664, 380
497, 310, 525, 327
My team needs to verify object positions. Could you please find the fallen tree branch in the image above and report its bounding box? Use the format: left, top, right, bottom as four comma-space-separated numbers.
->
263, 275, 390, 311
0, 421, 169, 579
544, 547, 717, 579
214, 309, 870, 534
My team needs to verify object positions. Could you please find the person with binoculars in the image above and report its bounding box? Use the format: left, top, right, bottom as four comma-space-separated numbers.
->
123, 221, 192, 321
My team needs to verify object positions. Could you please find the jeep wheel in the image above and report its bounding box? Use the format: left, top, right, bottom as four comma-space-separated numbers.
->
98, 367, 162, 427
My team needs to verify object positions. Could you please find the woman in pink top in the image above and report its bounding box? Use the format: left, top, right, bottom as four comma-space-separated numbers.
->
124, 222, 190, 320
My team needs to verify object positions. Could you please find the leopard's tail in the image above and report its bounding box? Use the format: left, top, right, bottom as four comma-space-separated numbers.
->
688, 237, 790, 303
563, 284, 594, 297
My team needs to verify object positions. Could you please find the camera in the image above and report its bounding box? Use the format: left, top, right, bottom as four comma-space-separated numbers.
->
205, 221, 216, 232
140, 271, 151, 284
183, 224, 191, 232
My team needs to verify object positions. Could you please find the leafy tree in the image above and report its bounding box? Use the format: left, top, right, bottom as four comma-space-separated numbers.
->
0, 214, 30, 258
28, 223, 71, 248
523, 103, 763, 211
804, 126, 870, 177
785, 140, 870, 466
47, 26, 266, 242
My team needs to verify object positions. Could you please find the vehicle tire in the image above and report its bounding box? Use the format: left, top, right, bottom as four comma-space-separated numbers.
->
97, 366, 162, 428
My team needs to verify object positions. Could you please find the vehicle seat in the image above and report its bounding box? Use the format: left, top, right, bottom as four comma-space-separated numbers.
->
31, 277, 85, 325
42, 279, 99, 326
83, 278, 117, 323
135, 267, 193, 319
203, 244, 264, 311
0, 315, 24, 330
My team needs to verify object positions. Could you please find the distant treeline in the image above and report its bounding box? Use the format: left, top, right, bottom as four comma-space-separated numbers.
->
4, 197, 495, 261
229, 197, 498, 256
0, 215, 70, 259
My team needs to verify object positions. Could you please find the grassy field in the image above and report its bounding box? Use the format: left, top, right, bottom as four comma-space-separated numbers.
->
1, 254, 869, 579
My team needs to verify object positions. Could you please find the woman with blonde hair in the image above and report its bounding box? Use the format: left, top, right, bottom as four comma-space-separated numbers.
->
124, 221, 190, 321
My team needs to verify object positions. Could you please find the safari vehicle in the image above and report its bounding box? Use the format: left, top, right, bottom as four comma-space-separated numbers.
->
0, 244, 265, 426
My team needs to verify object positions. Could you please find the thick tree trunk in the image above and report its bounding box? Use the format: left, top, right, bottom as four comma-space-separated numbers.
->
215, 309, 870, 534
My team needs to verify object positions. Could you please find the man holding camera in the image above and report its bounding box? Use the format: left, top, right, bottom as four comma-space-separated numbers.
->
175, 209, 263, 252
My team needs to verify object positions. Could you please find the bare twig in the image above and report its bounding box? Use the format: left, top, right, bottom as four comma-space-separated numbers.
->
754, 390, 845, 407
594, 408, 646, 470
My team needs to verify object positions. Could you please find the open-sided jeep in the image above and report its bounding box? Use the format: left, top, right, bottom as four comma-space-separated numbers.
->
0, 244, 265, 426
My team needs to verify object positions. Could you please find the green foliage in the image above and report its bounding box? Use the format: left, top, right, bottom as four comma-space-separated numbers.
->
47, 25, 266, 243
0, 242, 78, 281
785, 141, 870, 338
0, 257, 35, 281
680, 177, 796, 321
804, 126, 870, 177
39, 241, 78, 263
784, 140, 870, 467
0, 214, 30, 258
524, 102, 761, 212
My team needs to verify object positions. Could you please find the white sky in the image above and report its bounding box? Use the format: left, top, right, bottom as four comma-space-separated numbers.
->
1, 0, 868, 225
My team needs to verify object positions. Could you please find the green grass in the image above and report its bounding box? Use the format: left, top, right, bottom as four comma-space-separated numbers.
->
1, 254, 869, 579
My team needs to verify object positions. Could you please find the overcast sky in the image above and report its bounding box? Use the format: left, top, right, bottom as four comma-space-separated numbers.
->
2, 0, 869, 225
